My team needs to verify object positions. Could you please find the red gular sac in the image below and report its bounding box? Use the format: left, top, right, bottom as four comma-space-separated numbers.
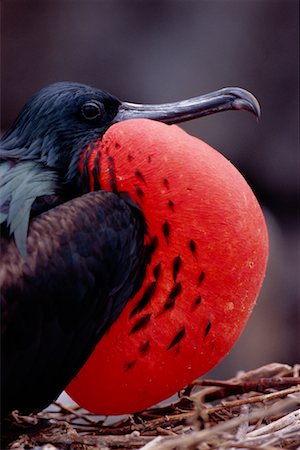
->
67, 118, 269, 414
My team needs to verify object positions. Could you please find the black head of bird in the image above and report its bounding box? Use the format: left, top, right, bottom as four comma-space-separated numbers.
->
1, 82, 121, 180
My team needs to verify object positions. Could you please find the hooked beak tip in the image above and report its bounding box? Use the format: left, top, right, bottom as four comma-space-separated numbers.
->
228, 88, 261, 120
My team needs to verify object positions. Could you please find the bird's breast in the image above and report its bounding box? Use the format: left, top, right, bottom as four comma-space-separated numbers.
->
69, 119, 268, 414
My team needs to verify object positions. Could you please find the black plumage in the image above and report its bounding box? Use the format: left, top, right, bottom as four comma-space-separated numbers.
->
1, 191, 147, 415
0, 82, 147, 417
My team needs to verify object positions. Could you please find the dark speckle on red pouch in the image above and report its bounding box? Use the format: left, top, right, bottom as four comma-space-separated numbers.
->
130, 282, 156, 318
134, 185, 144, 201
153, 263, 161, 281
135, 170, 146, 184
163, 178, 170, 189
189, 239, 197, 255
168, 200, 175, 212
162, 221, 171, 244
168, 282, 182, 300
173, 256, 182, 282
204, 320, 211, 338
129, 313, 152, 335
127, 154, 133, 161
139, 340, 151, 355
198, 271, 205, 286
163, 282, 182, 311
195, 296, 202, 306
124, 360, 137, 371
149, 236, 158, 254
167, 326, 186, 350
148, 155, 152, 163
163, 298, 175, 311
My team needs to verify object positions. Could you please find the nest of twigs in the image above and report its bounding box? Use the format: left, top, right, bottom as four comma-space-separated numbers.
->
3, 363, 300, 450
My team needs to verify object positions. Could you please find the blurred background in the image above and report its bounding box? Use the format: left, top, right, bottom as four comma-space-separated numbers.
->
1, 0, 299, 381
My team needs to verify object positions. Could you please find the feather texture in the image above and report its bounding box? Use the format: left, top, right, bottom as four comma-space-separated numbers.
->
1, 190, 147, 415
0, 161, 59, 258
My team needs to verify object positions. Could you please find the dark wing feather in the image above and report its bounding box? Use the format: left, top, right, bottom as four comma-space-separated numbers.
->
1, 190, 147, 415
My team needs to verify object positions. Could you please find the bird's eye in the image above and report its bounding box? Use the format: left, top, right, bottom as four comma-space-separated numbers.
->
81, 101, 104, 121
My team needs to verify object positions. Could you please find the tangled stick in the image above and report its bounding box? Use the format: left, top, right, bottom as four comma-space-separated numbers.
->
5, 363, 300, 450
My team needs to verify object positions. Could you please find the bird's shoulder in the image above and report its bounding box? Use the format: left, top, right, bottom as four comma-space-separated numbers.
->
1, 190, 148, 413
0, 159, 60, 257
0, 191, 146, 332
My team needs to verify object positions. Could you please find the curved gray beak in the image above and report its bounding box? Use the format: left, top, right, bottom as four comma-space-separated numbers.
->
113, 87, 260, 125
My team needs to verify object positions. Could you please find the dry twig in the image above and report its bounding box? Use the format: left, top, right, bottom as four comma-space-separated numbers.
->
4, 362, 300, 450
